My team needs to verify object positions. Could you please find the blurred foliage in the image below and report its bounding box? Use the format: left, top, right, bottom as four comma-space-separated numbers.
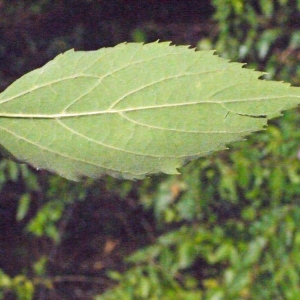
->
0, 269, 34, 300
1, 0, 300, 299
99, 114, 300, 299
210, 0, 300, 84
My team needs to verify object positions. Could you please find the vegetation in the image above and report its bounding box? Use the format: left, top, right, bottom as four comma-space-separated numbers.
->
1, 0, 300, 299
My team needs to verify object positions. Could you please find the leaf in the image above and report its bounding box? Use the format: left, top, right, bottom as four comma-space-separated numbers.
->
0, 41, 299, 180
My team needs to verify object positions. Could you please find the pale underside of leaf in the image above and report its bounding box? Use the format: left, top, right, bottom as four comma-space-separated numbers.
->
0, 42, 299, 180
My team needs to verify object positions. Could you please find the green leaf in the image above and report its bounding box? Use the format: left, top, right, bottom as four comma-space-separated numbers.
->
16, 194, 31, 221
0, 42, 299, 180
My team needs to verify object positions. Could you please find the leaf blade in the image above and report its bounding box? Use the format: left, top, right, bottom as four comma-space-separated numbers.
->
0, 42, 299, 180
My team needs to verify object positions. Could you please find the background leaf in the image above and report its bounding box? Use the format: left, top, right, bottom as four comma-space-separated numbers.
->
0, 41, 299, 180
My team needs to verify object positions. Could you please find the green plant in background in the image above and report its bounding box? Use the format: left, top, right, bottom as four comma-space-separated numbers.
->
98, 1, 300, 299
212, 0, 300, 84
0, 269, 34, 300
0, 258, 54, 300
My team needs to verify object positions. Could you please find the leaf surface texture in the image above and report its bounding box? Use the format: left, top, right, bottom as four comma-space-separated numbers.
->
0, 42, 299, 180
